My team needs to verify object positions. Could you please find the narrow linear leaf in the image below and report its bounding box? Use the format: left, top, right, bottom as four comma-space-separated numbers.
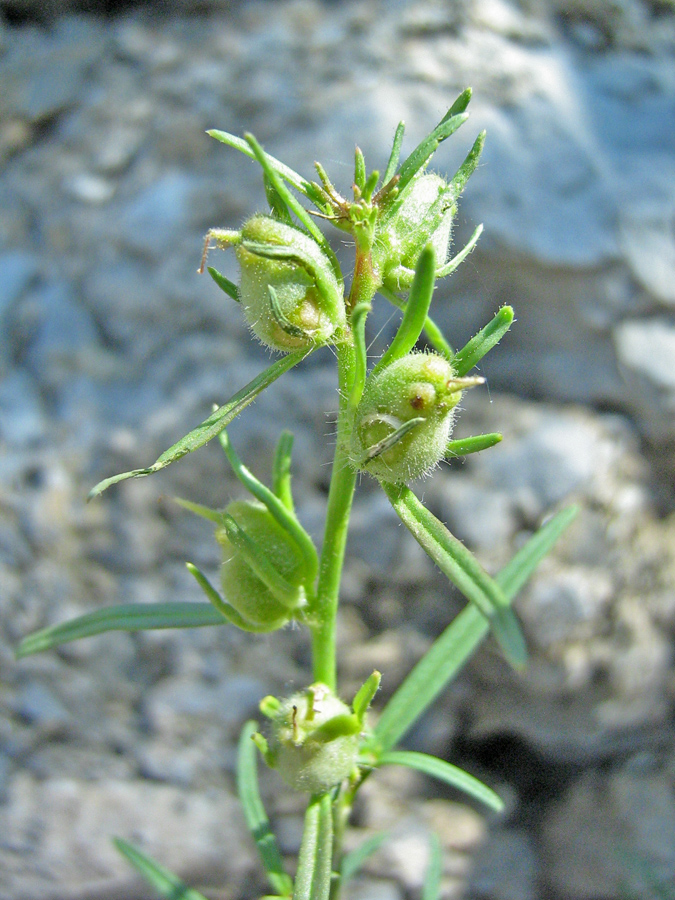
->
373, 505, 578, 752
382, 121, 406, 185
207, 266, 239, 301
377, 751, 503, 813
381, 482, 527, 668
396, 112, 470, 196
237, 721, 294, 898
450, 130, 485, 197
207, 129, 315, 199
88, 349, 310, 500
244, 133, 343, 285
453, 306, 514, 378
340, 832, 391, 887
16, 603, 226, 658
379, 285, 453, 361
374, 244, 436, 373
113, 837, 210, 900
435, 222, 483, 280
446, 432, 502, 457
441, 86, 473, 121
354, 146, 366, 192
422, 834, 443, 900
272, 430, 295, 512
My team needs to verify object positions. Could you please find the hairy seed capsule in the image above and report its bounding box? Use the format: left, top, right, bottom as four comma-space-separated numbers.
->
216, 499, 306, 631
270, 684, 360, 794
236, 215, 345, 352
375, 174, 455, 292
350, 352, 469, 483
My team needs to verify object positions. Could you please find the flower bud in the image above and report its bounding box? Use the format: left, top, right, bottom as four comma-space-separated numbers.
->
236, 215, 345, 351
269, 683, 360, 794
350, 352, 480, 483
216, 499, 307, 631
375, 174, 454, 292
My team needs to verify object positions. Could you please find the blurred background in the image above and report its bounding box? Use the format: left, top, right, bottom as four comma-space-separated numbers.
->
1, 1, 675, 898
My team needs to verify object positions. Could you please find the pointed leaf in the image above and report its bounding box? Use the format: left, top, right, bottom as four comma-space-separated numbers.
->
373, 505, 578, 752
272, 430, 295, 512
422, 834, 443, 900
452, 306, 513, 378
88, 349, 310, 499
435, 222, 483, 280
395, 112, 469, 196
340, 832, 391, 886
381, 482, 527, 668
377, 751, 503, 812
352, 670, 381, 722
450, 130, 485, 197
374, 244, 436, 373
379, 285, 453, 361
237, 721, 294, 897
113, 837, 210, 900
382, 121, 406, 186
16, 602, 226, 657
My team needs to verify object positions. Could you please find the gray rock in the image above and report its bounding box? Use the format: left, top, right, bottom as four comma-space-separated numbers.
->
0, 370, 45, 447
469, 828, 538, 900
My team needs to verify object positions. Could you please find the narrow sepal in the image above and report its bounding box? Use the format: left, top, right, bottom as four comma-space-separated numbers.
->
185, 562, 271, 632
435, 222, 483, 279
352, 670, 381, 723
395, 110, 470, 196
272, 430, 295, 511
207, 266, 240, 301
446, 432, 502, 457
382, 121, 406, 186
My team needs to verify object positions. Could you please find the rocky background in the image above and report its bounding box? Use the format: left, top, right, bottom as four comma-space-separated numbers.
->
2, 0, 675, 898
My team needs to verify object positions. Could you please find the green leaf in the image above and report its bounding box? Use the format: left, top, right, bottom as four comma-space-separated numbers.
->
294, 793, 334, 900
450, 130, 485, 198
377, 751, 503, 813
382, 121, 405, 186
422, 834, 443, 900
395, 111, 470, 196
354, 146, 367, 193
207, 266, 239, 301
446, 432, 502, 457
379, 285, 453, 362
352, 670, 381, 722
113, 837, 210, 900
16, 602, 226, 658
237, 721, 294, 898
435, 222, 483, 280
339, 832, 390, 886
244, 133, 343, 286
452, 306, 514, 378
441, 86, 473, 120
372, 505, 578, 752
374, 244, 436, 374
207, 128, 323, 205
272, 430, 296, 512
381, 483, 527, 668
87, 349, 310, 500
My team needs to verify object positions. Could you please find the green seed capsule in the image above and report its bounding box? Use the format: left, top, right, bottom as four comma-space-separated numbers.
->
216, 499, 307, 631
269, 684, 361, 794
350, 352, 479, 483
236, 215, 345, 351
374, 174, 455, 292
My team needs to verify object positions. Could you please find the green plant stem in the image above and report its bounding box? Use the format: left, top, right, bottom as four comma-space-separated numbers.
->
311, 340, 358, 690
294, 793, 334, 900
